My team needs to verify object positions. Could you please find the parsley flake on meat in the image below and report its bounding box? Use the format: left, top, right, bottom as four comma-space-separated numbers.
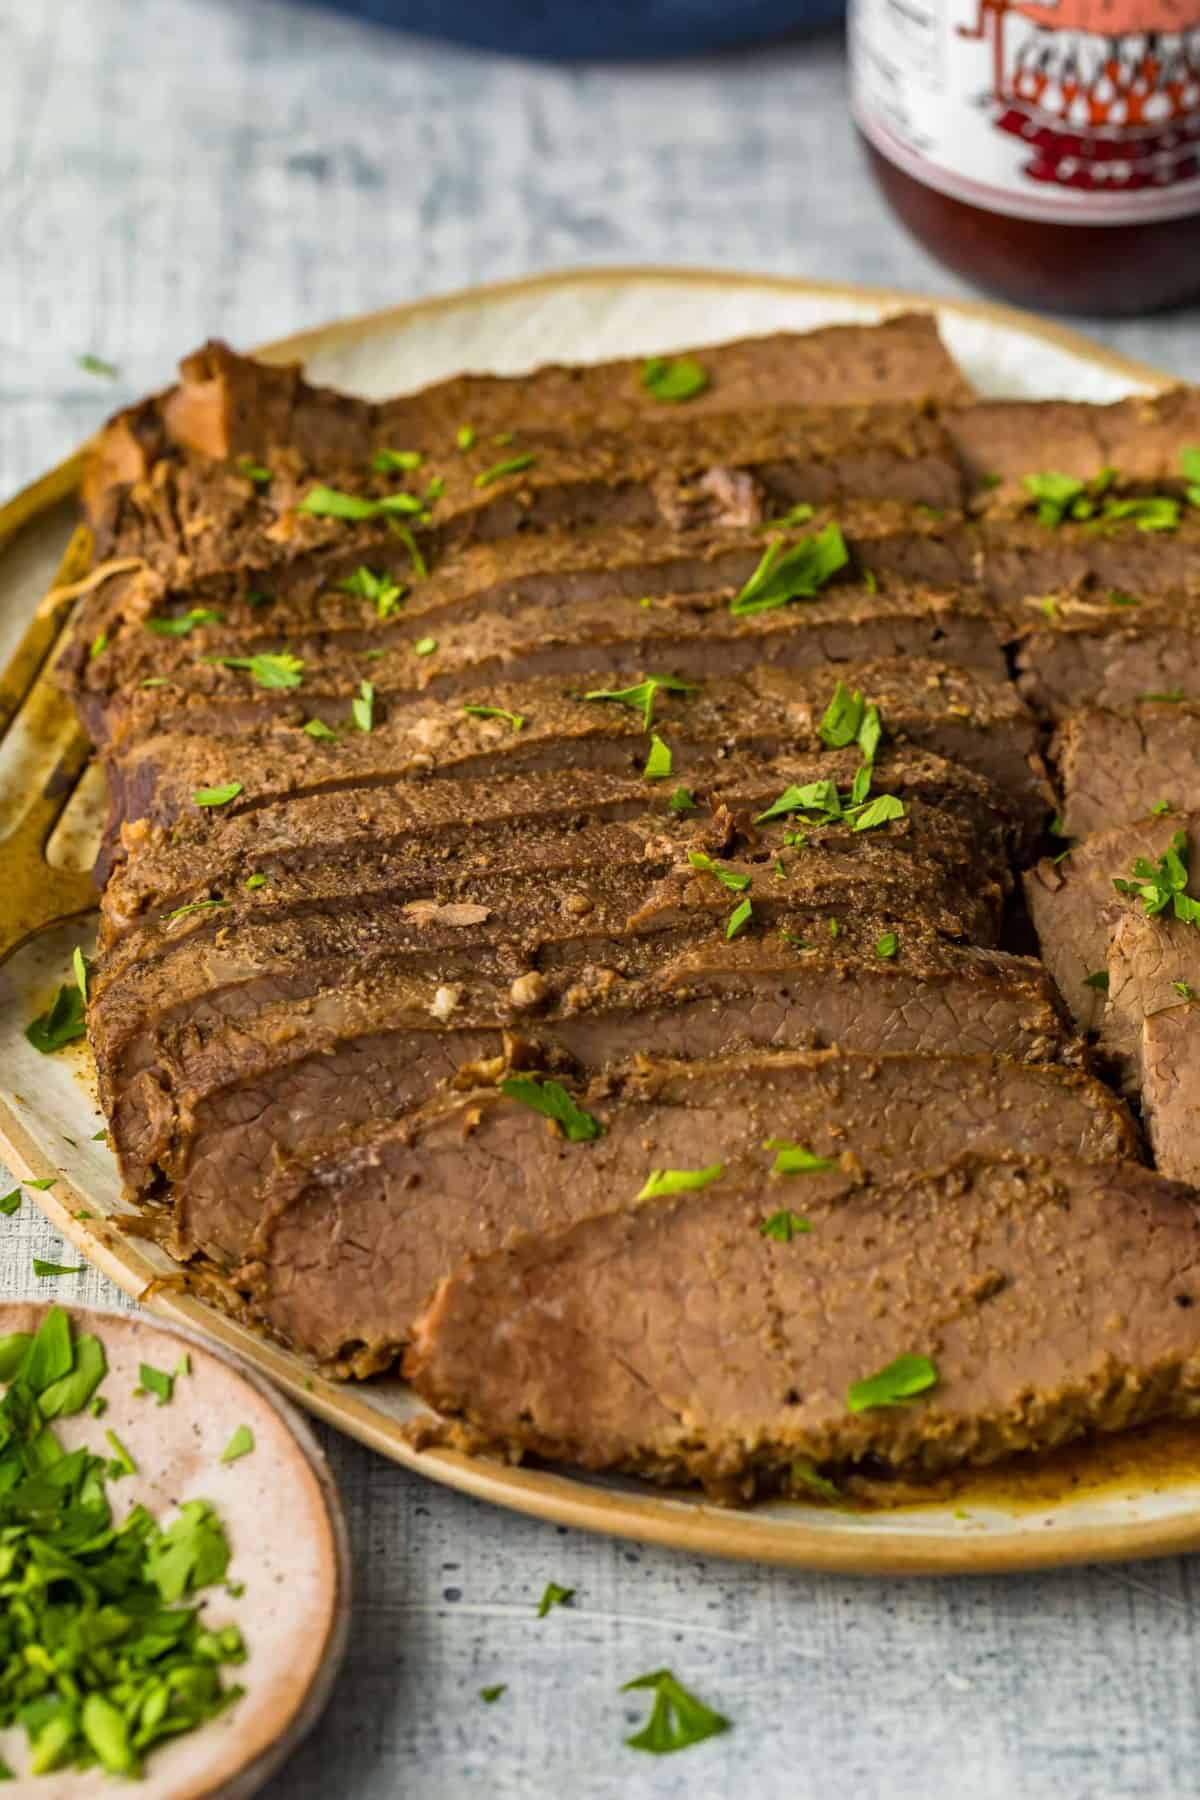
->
726, 897, 753, 939
622, 1669, 730, 1756
1182, 445, 1200, 506
299, 484, 424, 520
474, 453, 537, 489
1174, 981, 1196, 1000
639, 356, 709, 403
637, 1165, 723, 1200
501, 1076, 604, 1143
847, 1353, 938, 1412
463, 704, 526, 731
759, 1209, 811, 1242
729, 523, 848, 616
1023, 469, 1181, 533
819, 681, 883, 761
72, 945, 89, 1002
1113, 830, 1200, 925
335, 565, 406, 618
371, 448, 422, 473
235, 456, 272, 484
302, 718, 338, 741
192, 782, 243, 807
213, 651, 304, 690
875, 932, 899, 959
765, 1139, 835, 1175
755, 768, 904, 833
456, 425, 475, 451
668, 786, 695, 814
414, 636, 438, 657
352, 680, 375, 733
582, 673, 697, 731
146, 607, 224, 637
687, 851, 751, 893
643, 734, 672, 781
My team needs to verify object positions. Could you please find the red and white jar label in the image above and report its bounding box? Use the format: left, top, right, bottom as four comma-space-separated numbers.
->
850, 0, 1200, 224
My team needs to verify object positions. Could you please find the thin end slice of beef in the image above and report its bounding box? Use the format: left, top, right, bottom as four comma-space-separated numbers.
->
1053, 702, 1200, 838
405, 1153, 1200, 1493
99, 746, 1009, 936
1023, 813, 1196, 1033
101, 658, 1047, 848
1016, 589, 1200, 717
968, 513, 1200, 609
237, 1050, 1142, 1373
1102, 909, 1200, 1182
84, 315, 973, 528
91, 816, 1006, 1123
134, 927, 1076, 1268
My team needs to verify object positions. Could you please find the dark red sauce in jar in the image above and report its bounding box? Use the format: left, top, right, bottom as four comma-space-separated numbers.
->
850, 0, 1200, 315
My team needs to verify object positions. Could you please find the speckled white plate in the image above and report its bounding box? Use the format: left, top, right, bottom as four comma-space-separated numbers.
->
1, 266, 1196, 1576
0, 1304, 349, 1796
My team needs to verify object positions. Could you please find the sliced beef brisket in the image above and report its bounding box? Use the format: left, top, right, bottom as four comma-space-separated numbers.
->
407, 1154, 1200, 1490
1017, 590, 1200, 716
1102, 910, 1200, 1183
238, 1052, 1140, 1372
1053, 702, 1200, 838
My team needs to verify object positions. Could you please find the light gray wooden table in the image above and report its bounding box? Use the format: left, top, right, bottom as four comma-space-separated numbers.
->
4, 3, 1200, 1793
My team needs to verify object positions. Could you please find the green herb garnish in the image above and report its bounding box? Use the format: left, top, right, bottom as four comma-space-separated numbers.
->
1113, 830, 1200, 925
302, 718, 338, 741
759, 503, 815, 531
1182, 445, 1200, 507
818, 682, 883, 762
78, 353, 119, 378
875, 932, 899, 959
335, 566, 406, 619
219, 1425, 254, 1465
235, 456, 272, 484
1083, 970, 1109, 991
687, 852, 751, 893
536, 1581, 574, 1618
414, 636, 438, 656
89, 630, 108, 661
643, 735, 672, 781
463, 705, 526, 731
759, 1210, 811, 1242
72, 945, 89, 1003
765, 1139, 835, 1175
480, 1685, 506, 1703
26, 985, 86, 1054
726, 897, 753, 939
213, 651, 304, 691
1141, 689, 1186, 703
582, 674, 697, 731
138, 1362, 175, 1406
474, 453, 537, 489
0, 1192, 19, 1218
352, 680, 375, 733
668, 786, 695, 815
32, 1260, 85, 1278
730, 523, 848, 616
847, 1353, 938, 1413
637, 1165, 723, 1200
371, 448, 422, 473
500, 1076, 604, 1143
639, 356, 709, 403
192, 783, 243, 807
146, 608, 224, 637
456, 426, 475, 451
623, 1669, 730, 1756
1174, 981, 1196, 1000
298, 484, 423, 520
1109, 589, 1139, 608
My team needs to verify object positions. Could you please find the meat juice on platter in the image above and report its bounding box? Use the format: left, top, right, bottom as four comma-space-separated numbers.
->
850, 0, 1200, 313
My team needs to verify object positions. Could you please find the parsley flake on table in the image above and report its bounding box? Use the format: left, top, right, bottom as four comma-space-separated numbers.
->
582, 673, 697, 731
78, 352, 120, 377
759, 1209, 811, 1243
765, 1139, 835, 1175
639, 356, 709, 403
643, 734, 672, 781
0, 1192, 19, 1217
474, 452, 537, 489
622, 1669, 730, 1755
536, 1581, 575, 1618
25, 983, 86, 1053
220, 1424, 255, 1464
759, 502, 815, 531
480, 1685, 506, 1704
730, 523, 848, 616
847, 1353, 939, 1413
213, 651, 304, 690
637, 1164, 723, 1200
500, 1076, 604, 1143
32, 1259, 86, 1278
192, 782, 243, 808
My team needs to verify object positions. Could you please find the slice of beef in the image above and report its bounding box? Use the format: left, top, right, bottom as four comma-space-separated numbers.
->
129, 928, 1074, 1264
966, 513, 1200, 609
405, 1153, 1200, 1492
84, 316, 973, 527
102, 659, 1047, 846
1023, 814, 1197, 1033
1102, 910, 1200, 1181
238, 1051, 1141, 1371
100, 745, 1007, 936
91, 402, 967, 591
1016, 589, 1200, 716
947, 387, 1200, 511
92, 820, 1007, 1152
88, 575, 1013, 750
1053, 702, 1200, 838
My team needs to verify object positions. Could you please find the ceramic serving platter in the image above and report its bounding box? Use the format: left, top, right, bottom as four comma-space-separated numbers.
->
1, 265, 1195, 1576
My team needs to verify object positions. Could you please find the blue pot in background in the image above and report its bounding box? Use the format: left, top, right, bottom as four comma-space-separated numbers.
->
300, 0, 838, 60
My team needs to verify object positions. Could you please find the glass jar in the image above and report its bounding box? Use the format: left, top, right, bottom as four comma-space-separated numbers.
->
849, 0, 1200, 315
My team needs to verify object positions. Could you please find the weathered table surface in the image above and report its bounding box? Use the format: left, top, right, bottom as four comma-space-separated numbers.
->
5, 2, 1200, 1793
